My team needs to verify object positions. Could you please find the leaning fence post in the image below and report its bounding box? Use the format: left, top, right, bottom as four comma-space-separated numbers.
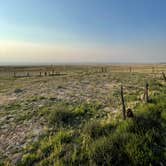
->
144, 82, 149, 103
120, 85, 126, 120
162, 72, 166, 82
13, 72, 16, 77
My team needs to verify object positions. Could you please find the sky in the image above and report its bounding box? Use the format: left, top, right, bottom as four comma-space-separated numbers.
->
0, 0, 166, 64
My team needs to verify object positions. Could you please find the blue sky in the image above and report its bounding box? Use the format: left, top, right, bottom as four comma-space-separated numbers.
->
0, 0, 166, 64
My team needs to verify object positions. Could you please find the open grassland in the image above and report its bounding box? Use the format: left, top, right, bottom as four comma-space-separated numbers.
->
0, 64, 166, 165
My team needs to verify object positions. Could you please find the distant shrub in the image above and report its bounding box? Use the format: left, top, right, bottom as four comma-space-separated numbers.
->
14, 88, 23, 94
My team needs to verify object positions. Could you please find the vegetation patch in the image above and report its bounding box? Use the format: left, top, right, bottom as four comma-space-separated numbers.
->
0, 67, 166, 165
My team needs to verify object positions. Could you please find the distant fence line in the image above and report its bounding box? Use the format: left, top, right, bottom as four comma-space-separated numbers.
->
0, 65, 166, 78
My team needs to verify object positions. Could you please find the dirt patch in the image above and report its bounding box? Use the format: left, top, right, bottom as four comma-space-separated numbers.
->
0, 94, 17, 106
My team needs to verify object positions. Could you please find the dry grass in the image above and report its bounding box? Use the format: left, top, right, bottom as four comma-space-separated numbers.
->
0, 64, 166, 165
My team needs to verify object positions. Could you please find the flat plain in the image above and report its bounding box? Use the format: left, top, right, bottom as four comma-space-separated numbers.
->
0, 64, 166, 165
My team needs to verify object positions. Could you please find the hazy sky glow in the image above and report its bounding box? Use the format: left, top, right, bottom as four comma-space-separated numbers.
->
0, 0, 166, 64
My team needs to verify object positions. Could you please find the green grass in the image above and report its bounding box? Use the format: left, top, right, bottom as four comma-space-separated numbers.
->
17, 86, 166, 166
19, 130, 74, 166
1, 71, 166, 166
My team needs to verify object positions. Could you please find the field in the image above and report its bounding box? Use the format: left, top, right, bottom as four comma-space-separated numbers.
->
0, 64, 166, 165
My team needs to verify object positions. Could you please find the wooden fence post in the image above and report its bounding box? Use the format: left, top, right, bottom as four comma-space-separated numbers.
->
101, 67, 104, 73
52, 70, 55, 76
144, 82, 149, 103
129, 67, 132, 73
27, 72, 30, 77
13, 72, 16, 77
120, 85, 126, 120
162, 72, 166, 82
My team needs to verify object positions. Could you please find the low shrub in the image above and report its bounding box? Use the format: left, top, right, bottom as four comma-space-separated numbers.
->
83, 121, 114, 139
48, 105, 75, 128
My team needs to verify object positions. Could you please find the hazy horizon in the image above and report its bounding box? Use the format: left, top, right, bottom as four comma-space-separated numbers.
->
0, 61, 165, 67
0, 0, 166, 64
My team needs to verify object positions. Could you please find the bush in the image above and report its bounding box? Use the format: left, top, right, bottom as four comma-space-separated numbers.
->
83, 121, 113, 139
48, 106, 75, 128
89, 133, 130, 166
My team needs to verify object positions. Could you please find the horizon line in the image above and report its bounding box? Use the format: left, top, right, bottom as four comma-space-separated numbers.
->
0, 61, 165, 67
